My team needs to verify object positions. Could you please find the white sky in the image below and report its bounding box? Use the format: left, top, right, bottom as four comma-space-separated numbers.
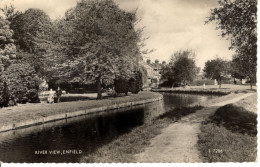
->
1, 0, 235, 68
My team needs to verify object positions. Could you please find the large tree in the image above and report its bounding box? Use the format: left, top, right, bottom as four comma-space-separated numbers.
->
204, 58, 230, 88
0, 11, 16, 107
161, 50, 199, 87
9, 8, 53, 53
207, 0, 257, 88
59, 0, 143, 99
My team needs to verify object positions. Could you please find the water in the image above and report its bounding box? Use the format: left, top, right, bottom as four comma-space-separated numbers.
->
0, 93, 216, 163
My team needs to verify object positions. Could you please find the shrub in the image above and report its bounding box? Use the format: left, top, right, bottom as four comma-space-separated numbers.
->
114, 71, 143, 96
128, 71, 143, 94
114, 79, 129, 95
27, 89, 40, 103
0, 81, 10, 107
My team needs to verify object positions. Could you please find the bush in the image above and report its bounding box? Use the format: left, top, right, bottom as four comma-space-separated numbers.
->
210, 104, 257, 136
27, 89, 40, 103
128, 71, 143, 94
114, 79, 129, 95
114, 71, 143, 96
0, 82, 10, 107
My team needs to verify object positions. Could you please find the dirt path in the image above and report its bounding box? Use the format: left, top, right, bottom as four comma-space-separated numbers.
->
135, 93, 255, 162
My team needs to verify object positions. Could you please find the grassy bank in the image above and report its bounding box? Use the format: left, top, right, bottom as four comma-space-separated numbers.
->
152, 88, 231, 95
81, 106, 203, 163
198, 104, 257, 162
153, 84, 256, 95
0, 91, 162, 128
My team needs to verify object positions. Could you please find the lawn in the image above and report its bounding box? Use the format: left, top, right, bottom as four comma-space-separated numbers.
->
198, 101, 257, 162
0, 91, 162, 127
154, 84, 256, 95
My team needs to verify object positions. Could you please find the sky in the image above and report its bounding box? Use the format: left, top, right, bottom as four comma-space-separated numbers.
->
1, 0, 235, 68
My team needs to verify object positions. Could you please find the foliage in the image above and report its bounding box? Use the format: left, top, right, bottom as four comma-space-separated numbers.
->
0, 10, 16, 107
207, 0, 257, 88
3, 61, 41, 104
203, 58, 230, 88
230, 56, 246, 81
128, 70, 143, 94
114, 70, 143, 95
114, 79, 129, 96
161, 50, 198, 87
0, 81, 9, 107
0, 4, 22, 22
9, 8, 53, 53
58, 0, 143, 99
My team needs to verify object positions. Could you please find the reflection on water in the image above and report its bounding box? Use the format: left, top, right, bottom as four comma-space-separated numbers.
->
0, 93, 216, 163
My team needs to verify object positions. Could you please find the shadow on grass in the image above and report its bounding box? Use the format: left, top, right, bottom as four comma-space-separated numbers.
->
198, 104, 257, 162
206, 104, 257, 136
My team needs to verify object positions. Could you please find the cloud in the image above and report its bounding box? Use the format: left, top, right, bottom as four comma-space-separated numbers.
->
12, 0, 77, 19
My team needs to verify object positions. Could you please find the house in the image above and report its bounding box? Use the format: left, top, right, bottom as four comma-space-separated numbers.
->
141, 59, 163, 89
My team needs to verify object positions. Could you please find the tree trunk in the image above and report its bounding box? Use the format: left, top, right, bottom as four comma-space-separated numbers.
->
218, 79, 221, 88
97, 77, 102, 100
250, 77, 253, 89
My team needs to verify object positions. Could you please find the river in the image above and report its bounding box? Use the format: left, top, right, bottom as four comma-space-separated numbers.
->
0, 93, 217, 163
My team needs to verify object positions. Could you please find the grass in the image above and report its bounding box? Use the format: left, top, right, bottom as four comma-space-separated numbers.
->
210, 104, 257, 136
153, 88, 231, 95
154, 84, 256, 95
0, 92, 162, 127
80, 106, 203, 163
198, 104, 257, 162
190, 79, 215, 86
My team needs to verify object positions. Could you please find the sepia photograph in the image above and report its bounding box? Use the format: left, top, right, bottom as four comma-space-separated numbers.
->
0, 0, 257, 164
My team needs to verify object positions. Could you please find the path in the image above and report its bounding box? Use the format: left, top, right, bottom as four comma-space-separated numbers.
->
135, 93, 255, 163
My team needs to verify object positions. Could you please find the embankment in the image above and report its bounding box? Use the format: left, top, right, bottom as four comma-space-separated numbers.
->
0, 92, 162, 133
152, 88, 231, 95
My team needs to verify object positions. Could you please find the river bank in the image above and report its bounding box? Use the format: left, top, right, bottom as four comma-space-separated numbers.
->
198, 93, 257, 162
0, 91, 163, 133
152, 84, 256, 95
80, 92, 256, 162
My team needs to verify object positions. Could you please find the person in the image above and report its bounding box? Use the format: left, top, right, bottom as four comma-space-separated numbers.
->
47, 89, 55, 104
56, 87, 62, 103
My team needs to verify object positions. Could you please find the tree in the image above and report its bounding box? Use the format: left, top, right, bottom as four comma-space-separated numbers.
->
0, 4, 22, 22
207, 0, 257, 89
8, 8, 54, 77
9, 8, 53, 53
61, 0, 143, 99
0, 10, 16, 107
230, 57, 246, 83
161, 50, 198, 87
3, 61, 41, 103
161, 64, 175, 87
204, 58, 230, 88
